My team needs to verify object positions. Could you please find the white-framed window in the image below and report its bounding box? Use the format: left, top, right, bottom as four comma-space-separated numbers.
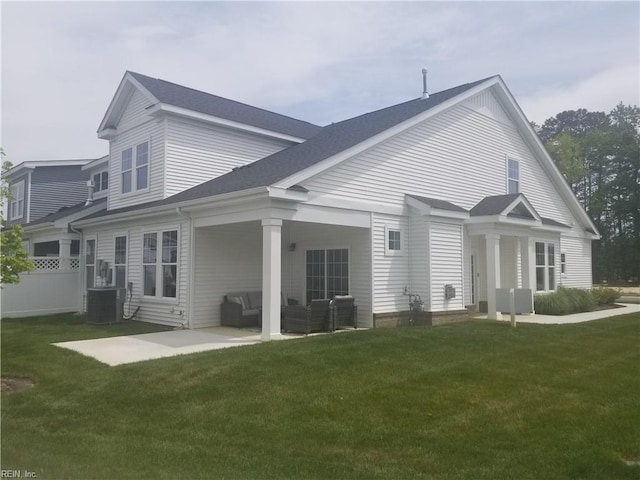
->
507, 158, 519, 194
143, 229, 178, 299
10, 180, 25, 220
306, 248, 349, 303
385, 226, 404, 256
85, 238, 96, 289
561, 253, 566, 276
536, 241, 556, 292
122, 141, 149, 194
114, 235, 127, 289
93, 171, 109, 192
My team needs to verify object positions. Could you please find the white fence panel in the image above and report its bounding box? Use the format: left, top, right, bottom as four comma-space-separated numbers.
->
1, 270, 82, 318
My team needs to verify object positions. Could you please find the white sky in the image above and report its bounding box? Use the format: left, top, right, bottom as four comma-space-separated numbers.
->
1, 1, 638, 163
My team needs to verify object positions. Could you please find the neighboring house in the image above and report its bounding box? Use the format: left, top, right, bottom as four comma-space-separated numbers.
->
1, 159, 107, 317
2, 71, 599, 336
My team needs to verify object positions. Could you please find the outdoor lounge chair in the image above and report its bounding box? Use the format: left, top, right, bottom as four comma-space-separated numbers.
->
330, 295, 357, 330
282, 299, 331, 334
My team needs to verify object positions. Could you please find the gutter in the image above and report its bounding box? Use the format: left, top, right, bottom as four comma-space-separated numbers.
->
72, 186, 271, 228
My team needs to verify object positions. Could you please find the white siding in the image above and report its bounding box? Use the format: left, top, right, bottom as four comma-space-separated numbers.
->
165, 118, 293, 197
560, 236, 593, 289
118, 89, 154, 131
372, 214, 410, 314
192, 223, 263, 328
429, 222, 465, 311
409, 216, 430, 309
304, 89, 582, 229
84, 216, 189, 328
108, 120, 165, 210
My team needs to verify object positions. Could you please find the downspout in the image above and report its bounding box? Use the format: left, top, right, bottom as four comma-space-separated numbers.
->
176, 207, 194, 329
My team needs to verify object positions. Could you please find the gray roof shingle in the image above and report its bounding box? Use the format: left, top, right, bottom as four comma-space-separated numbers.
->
23, 198, 107, 227
469, 194, 521, 216
129, 72, 322, 140
406, 194, 468, 213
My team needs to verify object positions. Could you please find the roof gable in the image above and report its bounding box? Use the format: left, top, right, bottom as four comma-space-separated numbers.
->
98, 71, 322, 141
470, 194, 541, 221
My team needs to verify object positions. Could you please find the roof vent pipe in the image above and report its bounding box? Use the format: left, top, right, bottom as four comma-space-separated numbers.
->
421, 68, 429, 99
85, 179, 94, 206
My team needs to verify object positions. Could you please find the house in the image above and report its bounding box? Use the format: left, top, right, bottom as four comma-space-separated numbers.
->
1, 158, 107, 317
3, 71, 599, 335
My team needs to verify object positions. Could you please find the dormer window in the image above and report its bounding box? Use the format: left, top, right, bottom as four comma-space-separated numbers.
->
93, 171, 109, 192
122, 141, 149, 194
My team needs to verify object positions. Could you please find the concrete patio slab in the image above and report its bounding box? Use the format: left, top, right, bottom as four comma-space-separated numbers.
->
54, 329, 260, 366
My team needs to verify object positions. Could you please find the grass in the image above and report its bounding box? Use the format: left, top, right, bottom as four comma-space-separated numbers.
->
2, 313, 639, 479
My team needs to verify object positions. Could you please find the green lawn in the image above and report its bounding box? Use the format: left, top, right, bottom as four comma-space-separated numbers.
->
2, 313, 639, 479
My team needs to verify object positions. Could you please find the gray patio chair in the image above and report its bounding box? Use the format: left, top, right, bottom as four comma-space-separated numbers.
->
330, 295, 358, 330
282, 299, 331, 334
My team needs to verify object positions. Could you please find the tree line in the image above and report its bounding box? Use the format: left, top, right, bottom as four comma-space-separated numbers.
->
533, 104, 640, 284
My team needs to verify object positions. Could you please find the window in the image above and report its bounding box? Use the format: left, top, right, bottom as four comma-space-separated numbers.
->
507, 158, 519, 194
136, 142, 149, 190
306, 248, 349, 302
93, 171, 109, 192
10, 180, 25, 220
122, 148, 132, 193
114, 236, 127, 289
561, 253, 566, 276
85, 239, 96, 289
121, 141, 149, 194
536, 241, 556, 292
143, 229, 178, 298
385, 226, 403, 256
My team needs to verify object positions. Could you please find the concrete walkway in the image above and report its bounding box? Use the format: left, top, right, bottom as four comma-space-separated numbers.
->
55, 304, 638, 367
472, 303, 639, 325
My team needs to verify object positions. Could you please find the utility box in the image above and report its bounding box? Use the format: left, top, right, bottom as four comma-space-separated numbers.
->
444, 284, 456, 299
496, 288, 533, 314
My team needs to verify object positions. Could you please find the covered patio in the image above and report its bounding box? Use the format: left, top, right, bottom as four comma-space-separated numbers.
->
187, 195, 373, 339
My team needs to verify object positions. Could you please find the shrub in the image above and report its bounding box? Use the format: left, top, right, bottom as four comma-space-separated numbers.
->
591, 286, 622, 305
534, 287, 596, 315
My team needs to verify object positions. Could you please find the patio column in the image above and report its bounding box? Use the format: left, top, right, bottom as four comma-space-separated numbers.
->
485, 233, 502, 320
519, 236, 536, 313
59, 238, 72, 270
261, 218, 282, 341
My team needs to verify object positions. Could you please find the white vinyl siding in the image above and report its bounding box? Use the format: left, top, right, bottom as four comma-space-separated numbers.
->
118, 88, 154, 131
429, 222, 464, 311
304, 89, 579, 229
192, 223, 263, 329
559, 236, 592, 289
164, 118, 293, 197
409, 216, 430, 309
373, 214, 410, 314
108, 120, 164, 210
84, 217, 189, 328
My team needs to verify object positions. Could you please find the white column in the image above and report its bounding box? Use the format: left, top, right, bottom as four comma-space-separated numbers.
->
519, 236, 536, 313
59, 238, 72, 270
261, 218, 282, 341
485, 233, 502, 320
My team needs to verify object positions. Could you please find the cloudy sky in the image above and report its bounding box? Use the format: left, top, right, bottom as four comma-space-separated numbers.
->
1, 1, 638, 163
